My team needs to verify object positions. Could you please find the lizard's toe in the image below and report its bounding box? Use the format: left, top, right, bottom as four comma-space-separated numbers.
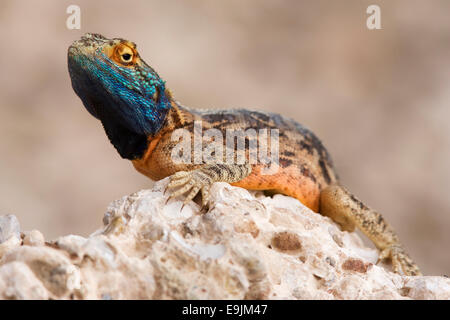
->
378, 245, 422, 276
168, 179, 196, 199
184, 185, 201, 205
166, 168, 214, 209
201, 186, 210, 208
167, 171, 191, 189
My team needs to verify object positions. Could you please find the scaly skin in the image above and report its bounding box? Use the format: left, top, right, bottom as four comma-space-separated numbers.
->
68, 33, 421, 276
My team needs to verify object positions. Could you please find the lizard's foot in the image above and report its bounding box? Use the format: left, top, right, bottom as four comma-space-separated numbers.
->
166, 168, 214, 209
378, 245, 422, 276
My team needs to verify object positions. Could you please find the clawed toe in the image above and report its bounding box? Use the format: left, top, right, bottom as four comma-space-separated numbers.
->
377, 245, 422, 276
165, 169, 213, 210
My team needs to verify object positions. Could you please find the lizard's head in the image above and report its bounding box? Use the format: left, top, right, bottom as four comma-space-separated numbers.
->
68, 33, 172, 136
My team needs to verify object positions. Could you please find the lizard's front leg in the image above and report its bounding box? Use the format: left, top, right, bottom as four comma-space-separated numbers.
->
166, 163, 252, 208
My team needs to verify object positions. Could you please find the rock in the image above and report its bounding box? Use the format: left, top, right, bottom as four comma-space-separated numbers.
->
0, 215, 21, 244
0, 179, 449, 299
0, 262, 49, 299
22, 230, 45, 247
0, 215, 22, 258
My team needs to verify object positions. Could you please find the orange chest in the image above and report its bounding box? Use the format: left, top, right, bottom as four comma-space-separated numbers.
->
131, 135, 168, 180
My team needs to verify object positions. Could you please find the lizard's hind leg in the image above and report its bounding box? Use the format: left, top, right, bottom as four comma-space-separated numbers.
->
320, 184, 421, 276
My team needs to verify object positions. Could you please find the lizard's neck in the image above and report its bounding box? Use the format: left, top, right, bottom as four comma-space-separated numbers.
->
163, 100, 195, 130
100, 98, 194, 160
100, 116, 150, 160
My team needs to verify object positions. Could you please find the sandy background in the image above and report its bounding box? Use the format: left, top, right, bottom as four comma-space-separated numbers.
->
0, 0, 449, 275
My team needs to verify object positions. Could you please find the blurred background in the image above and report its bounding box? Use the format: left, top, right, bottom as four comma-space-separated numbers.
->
0, 0, 449, 275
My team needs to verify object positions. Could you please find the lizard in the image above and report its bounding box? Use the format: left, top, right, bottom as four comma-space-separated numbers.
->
68, 33, 421, 276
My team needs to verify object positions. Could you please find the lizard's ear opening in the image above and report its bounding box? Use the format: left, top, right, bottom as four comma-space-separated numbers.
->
164, 88, 174, 101
152, 87, 160, 103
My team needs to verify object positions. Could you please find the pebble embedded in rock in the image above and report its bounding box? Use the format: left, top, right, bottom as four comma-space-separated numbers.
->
22, 230, 45, 247
271, 231, 302, 251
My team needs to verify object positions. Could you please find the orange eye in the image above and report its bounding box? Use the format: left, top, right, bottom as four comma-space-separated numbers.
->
121, 53, 132, 62
111, 43, 136, 66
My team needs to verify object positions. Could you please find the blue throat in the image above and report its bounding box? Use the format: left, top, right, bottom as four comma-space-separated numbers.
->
69, 48, 172, 160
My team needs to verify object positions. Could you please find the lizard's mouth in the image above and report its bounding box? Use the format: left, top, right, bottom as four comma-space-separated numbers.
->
67, 44, 80, 56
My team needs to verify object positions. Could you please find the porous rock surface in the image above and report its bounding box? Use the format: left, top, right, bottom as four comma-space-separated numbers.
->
0, 179, 449, 300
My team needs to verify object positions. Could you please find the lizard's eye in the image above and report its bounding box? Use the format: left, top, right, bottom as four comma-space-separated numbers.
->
121, 53, 132, 62
119, 49, 134, 64
112, 44, 136, 65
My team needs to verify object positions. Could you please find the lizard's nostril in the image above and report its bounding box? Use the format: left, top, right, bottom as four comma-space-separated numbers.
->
68, 42, 82, 55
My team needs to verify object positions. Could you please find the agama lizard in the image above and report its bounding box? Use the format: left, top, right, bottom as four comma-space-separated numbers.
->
68, 33, 421, 276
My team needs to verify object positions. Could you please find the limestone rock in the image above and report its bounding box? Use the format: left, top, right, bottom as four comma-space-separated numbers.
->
22, 230, 45, 247
0, 179, 448, 299
0, 215, 22, 258
0, 215, 21, 244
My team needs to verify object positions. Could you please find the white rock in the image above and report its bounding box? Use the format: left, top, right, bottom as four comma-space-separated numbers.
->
0, 215, 21, 244
0, 262, 48, 299
22, 230, 45, 247
0, 178, 448, 299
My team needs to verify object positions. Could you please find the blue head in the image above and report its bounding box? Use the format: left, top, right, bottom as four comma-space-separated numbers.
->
68, 33, 172, 137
